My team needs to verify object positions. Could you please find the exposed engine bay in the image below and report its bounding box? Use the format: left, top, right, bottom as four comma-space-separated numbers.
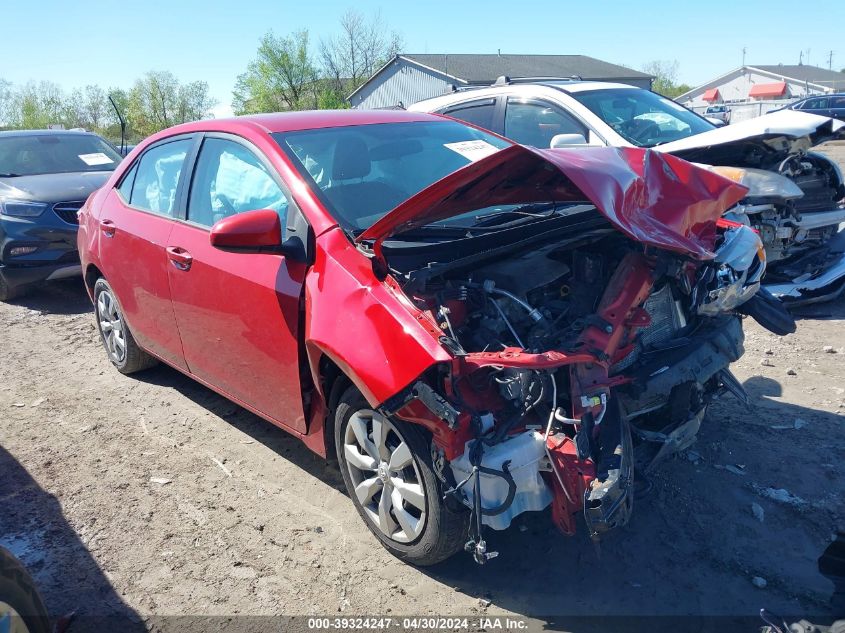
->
712, 152, 844, 254
680, 134, 845, 304
383, 214, 781, 563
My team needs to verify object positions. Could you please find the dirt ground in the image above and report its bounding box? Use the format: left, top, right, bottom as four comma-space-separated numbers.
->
2, 144, 844, 633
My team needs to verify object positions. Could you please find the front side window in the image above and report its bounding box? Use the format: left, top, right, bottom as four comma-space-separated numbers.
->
187, 138, 288, 228
0, 133, 122, 177
571, 88, 714, 147
127, 139, 191, 217
274, 120, 511, 232
441, 99, 497, 131
505, 100, 586, 148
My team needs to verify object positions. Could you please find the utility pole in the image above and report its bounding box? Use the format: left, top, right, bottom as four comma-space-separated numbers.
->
799, 50, 803, 65
828, 50, 834, 70
742, 46, 747, 66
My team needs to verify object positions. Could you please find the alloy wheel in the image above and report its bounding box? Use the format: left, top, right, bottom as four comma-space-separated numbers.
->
342, 409, 427, 543
97, 289, 126, 363
0, 601, 33, 633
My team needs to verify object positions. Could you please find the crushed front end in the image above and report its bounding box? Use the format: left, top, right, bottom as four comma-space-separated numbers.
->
358, 145, 794, 562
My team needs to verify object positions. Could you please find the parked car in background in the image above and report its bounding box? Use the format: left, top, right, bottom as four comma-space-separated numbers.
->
704, 103, 731, 124
774, 93, 845, 121
0, 129, 122, 301
78, 110, 787, 565
410, 79, 845, 304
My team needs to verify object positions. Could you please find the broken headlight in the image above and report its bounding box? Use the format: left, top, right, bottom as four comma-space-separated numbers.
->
709, 166, 803, 200
698, 224, 766, 316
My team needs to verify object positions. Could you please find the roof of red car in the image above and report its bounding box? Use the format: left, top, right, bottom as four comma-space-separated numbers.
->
165, 109, 439, 137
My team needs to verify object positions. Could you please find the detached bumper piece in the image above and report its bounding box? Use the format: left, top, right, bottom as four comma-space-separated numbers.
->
545, 397, 634, 539
582, 401, 634, 539
765, 250, 845, 307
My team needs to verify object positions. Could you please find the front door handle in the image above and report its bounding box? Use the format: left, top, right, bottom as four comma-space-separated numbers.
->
100, 219, 116, 237
166, 246, 193, 271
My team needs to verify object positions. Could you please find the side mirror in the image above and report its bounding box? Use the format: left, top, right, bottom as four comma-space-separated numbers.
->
210, 209, 302, 259
549, 133, 588, 148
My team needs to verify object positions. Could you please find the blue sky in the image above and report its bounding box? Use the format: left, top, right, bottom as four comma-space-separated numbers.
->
2, 0, 843, 116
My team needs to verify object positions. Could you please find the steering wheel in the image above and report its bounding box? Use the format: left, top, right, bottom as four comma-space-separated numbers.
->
619, 119, 661, 143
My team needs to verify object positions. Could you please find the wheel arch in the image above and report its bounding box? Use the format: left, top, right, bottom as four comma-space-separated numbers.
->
83, 263, 103, 300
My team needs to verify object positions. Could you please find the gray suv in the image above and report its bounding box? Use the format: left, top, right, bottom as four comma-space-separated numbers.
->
0, 130, 122, 300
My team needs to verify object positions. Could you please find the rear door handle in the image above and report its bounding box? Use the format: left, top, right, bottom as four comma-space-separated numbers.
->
100, 219, 116, 237
166, 246, 193, 271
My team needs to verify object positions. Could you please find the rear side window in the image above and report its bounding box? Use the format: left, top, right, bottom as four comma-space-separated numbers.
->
187, 138, 288, 228
441, 99, 497, 131
505, 100, 586, 148
127, 139, 192, 217
832, 97, 845, 108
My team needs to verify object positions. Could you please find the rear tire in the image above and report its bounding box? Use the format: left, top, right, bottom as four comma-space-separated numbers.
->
334, 386, 468, 566
0, 546, 51, 633
94, 278, 157, 374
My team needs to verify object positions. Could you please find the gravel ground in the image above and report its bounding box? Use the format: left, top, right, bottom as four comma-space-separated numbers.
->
1, 143, 844, 632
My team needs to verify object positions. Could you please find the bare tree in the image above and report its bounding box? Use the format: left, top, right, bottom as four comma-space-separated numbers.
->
0, 78, 12, 126
641, 60, 692, 99
81, 85, 109, 130
319, 10, 402, 100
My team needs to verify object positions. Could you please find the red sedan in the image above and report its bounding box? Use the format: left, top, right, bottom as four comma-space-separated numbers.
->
78, 109, 784, 565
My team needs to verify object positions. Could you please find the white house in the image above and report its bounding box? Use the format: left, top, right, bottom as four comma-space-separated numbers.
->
678, 64, 845, 109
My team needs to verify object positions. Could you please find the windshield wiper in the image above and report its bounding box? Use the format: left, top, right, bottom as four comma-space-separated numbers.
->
464, 202, 568, 229
0, 172, 22, 177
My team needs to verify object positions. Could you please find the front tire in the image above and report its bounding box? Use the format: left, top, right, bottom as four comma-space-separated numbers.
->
0, 546, 51, 633
334, 386, 468, 566
94, 278, 157, 374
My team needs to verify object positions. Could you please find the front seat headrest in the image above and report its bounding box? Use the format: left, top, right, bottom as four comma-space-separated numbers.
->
332, 135, 370, 180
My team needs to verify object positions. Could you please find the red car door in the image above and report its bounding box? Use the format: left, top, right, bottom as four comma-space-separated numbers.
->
166, 134, 308, 432
97, 136, 195, 370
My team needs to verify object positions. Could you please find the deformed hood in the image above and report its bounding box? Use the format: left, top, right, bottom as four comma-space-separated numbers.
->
656, 110, 845, 158
357, 144, 748, 263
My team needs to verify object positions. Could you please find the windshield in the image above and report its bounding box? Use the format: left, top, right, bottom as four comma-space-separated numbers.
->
571, 88, 715, 147
274, 120, 511, 232
0, 134, 122, 177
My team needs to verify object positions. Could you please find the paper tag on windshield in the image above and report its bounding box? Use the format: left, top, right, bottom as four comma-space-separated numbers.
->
444, 140, 499, 162
78, 152, 114, 166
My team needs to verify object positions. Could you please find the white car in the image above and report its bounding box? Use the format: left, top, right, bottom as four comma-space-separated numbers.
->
409, 80, 845, 304
704, 104, 731, 124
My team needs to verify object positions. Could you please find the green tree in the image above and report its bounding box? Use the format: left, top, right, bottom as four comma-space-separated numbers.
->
642, 60, 692, 99
128, 71, 215, 138
8, 81, 66, 129
233, 30, 318, 114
